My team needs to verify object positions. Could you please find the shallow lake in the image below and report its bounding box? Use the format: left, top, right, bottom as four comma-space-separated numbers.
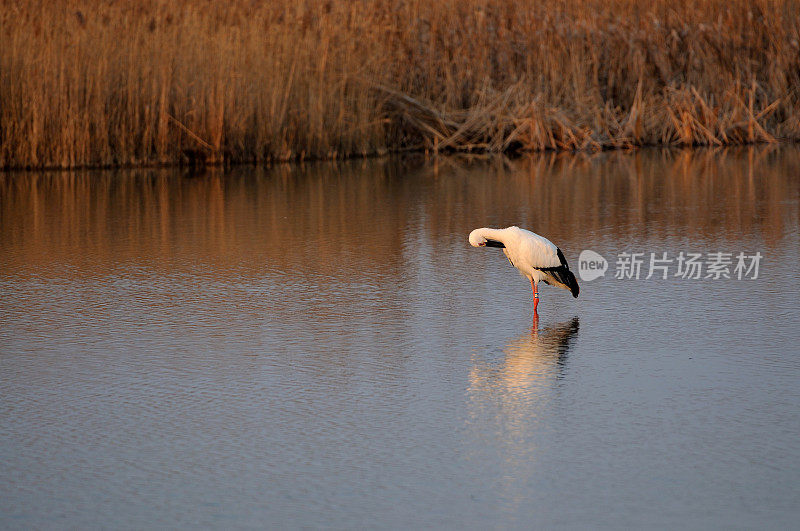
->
2, 147, 799, 528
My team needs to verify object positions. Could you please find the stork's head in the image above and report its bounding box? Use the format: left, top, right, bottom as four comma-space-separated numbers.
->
469, 227, 506, 248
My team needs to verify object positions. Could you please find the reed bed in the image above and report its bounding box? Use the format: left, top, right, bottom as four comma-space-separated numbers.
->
2, 0, 799, 169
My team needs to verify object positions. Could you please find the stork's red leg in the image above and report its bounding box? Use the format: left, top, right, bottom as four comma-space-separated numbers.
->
530, 277, 539, 316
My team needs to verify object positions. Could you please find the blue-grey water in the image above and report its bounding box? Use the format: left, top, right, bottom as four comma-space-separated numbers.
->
1, 148, 799, 528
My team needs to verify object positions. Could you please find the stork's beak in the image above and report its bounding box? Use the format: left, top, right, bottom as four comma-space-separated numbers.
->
484, 239, 505, 248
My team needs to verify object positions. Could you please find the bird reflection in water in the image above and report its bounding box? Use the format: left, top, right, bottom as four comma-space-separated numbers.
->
510, 316, 580, 384
465, 318, 580, 505
469, 317, 580, 398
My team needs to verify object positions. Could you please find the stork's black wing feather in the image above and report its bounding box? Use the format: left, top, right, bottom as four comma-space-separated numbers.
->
536, 247, 580, 298
556, 248, 569, 268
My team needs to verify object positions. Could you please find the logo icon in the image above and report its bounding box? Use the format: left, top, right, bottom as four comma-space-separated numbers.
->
578, 250, 608, 281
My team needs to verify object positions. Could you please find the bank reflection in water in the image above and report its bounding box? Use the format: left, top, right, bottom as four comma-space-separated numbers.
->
1, 146, 798, 281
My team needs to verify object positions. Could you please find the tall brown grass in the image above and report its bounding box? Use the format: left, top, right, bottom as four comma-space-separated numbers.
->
2, 0, 800, 169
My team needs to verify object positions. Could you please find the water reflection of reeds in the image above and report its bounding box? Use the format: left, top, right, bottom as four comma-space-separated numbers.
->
1, 147, 798, 277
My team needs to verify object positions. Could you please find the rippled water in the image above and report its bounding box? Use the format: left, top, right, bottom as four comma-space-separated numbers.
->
2, 148, 800, 528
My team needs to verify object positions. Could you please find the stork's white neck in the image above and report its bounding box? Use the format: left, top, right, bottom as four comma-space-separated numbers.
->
469, 226, 518, 247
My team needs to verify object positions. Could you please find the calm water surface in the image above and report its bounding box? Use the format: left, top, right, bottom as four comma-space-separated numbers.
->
2, 148, 799, 528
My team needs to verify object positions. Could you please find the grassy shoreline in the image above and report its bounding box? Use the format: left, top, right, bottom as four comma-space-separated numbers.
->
2, 0, 800, 169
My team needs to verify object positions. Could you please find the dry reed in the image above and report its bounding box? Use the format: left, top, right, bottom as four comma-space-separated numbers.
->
2, 0, 799, 168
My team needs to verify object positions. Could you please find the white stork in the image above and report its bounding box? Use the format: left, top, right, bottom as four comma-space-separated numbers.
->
469, 226, 579, 315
